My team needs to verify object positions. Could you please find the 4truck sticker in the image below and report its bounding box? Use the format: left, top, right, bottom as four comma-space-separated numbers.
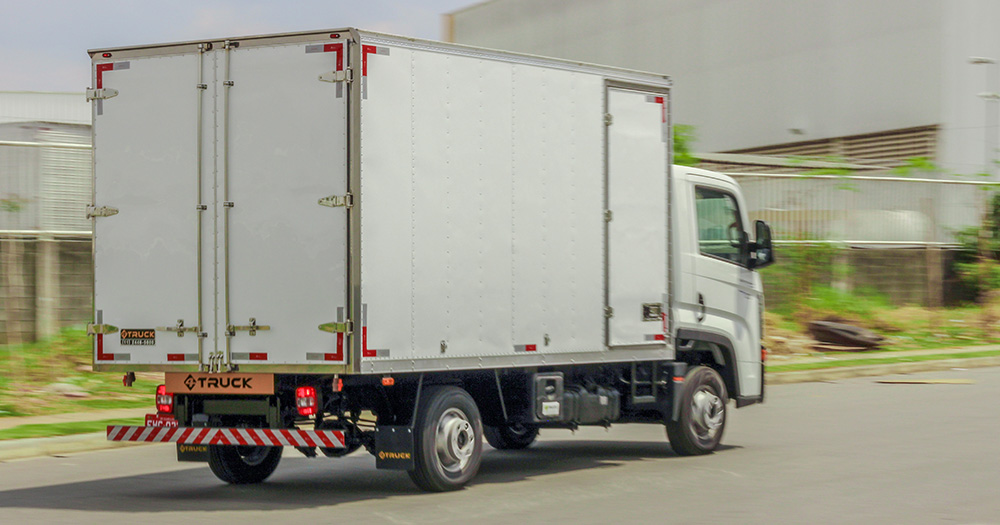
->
120, 329, 155, 346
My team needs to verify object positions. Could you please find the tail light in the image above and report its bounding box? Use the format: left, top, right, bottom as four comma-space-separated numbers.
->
155, 384, 174, 414
296, 386, 317, 416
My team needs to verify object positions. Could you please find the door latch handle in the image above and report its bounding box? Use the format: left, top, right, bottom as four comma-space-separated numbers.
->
697, 294, 706, 323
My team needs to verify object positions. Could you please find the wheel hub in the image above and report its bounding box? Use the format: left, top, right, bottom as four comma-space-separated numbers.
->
436, 408, 474, 473
691, 388, 724, 439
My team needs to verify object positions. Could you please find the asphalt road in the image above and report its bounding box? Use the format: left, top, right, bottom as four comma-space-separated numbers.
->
0, 368, 997, 524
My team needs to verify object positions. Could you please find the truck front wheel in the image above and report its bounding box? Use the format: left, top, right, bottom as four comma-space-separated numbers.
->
408, 386, 484, 491
208, 445, 282, 484
665, 366, 728, 456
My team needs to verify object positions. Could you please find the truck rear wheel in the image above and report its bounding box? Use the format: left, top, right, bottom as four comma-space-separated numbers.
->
665, 366, 728, 456
208, 445, 282, 484
408, 386, 483, 491
484, 423, 539, 450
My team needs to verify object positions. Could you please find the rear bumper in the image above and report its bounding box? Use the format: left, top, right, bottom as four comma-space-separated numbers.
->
106, 426, 347, 448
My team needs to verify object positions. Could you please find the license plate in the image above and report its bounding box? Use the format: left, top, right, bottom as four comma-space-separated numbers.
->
165, 372, 275, 395
145, 413, 178, 428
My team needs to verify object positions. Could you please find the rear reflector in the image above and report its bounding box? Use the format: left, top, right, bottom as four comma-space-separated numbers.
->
296, 386, 317, 416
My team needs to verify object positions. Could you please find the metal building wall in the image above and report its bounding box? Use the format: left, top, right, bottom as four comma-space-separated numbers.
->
447, 0, 1000, 178
0, 122, 92, 234
0, 92, 90, 126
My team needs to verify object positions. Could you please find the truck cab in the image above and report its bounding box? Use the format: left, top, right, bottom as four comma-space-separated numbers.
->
674, 167, 772, 407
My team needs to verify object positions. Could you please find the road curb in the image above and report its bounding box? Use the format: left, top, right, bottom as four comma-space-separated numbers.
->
0, 431, 152, 462
766, 356, 1000, 384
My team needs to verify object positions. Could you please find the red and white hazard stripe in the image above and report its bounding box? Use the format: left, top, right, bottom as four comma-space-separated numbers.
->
107, 426, 346, 448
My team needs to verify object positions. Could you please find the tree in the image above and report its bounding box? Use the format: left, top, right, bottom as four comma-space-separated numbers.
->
673, 124, 699, 167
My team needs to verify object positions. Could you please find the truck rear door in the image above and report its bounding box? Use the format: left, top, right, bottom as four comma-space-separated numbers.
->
91, 52, 202, 366
221, 39, 349, 368
605, 84, 670, 348
91, 36, 350, 370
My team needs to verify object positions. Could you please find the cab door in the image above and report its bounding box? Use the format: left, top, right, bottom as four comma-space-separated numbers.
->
679, 174, 762, 397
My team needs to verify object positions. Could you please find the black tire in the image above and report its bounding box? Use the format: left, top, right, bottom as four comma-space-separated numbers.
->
484, 423, 539, 450
408, 386, 484, 492
665, 366, 728, 456
208, 445, 282, 484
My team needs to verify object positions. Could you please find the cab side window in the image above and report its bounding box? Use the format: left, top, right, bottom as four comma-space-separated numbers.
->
695, 186, 744, 264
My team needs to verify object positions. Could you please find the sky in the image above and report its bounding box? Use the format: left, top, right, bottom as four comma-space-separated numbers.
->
0, 0, 477, 92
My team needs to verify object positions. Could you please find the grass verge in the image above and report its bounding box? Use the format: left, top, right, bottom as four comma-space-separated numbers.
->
765, 349, 1000, 373
0, 418, 144, 441
1, 328, 159, 418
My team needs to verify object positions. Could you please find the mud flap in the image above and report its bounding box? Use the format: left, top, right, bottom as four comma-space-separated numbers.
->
176, 443, 210, 462
375, 426, 415, 470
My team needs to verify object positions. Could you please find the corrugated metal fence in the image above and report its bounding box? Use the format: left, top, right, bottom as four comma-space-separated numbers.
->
728, 172, 993, 245
728, 172, 996, 306
1, 127, 92, 344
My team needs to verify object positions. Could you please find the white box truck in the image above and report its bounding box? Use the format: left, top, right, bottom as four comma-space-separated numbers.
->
90, 28, 774, 491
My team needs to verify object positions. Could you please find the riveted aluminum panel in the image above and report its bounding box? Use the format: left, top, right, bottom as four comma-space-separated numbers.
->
510, 65, 605, 355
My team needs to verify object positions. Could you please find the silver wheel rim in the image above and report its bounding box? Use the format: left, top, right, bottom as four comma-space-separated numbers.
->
690, 387, 724, 441
237, 446, 270, 466
435, 407, 475, 475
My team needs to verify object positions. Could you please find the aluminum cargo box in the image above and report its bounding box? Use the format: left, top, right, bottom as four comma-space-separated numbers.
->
88, 29, 674, 374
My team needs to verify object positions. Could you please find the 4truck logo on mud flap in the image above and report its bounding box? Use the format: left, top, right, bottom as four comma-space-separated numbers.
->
182, 374, 254, 391
378, 451, 411, 460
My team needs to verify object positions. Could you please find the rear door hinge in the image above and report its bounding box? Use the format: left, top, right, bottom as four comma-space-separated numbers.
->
87, 205, 119, 218
319, 193, 353, 208
604, 113, 613, 126
319, 68, 354, 83
604, 209, 613, 222
87, 323, 119, 335
605, 306, 614, 319
86, 88, 119, 101
319, 320, 353, 334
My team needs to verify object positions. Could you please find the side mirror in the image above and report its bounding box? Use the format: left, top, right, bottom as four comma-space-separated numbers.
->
750, 220, 774, 269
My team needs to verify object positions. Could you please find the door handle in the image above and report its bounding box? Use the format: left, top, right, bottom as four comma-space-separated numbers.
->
697, 294, 706, 323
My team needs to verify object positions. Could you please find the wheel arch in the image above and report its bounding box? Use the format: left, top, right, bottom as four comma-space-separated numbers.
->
675, 328, 740, 400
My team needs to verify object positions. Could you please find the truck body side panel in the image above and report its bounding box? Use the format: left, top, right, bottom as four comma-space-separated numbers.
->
358, 37, 645, 369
